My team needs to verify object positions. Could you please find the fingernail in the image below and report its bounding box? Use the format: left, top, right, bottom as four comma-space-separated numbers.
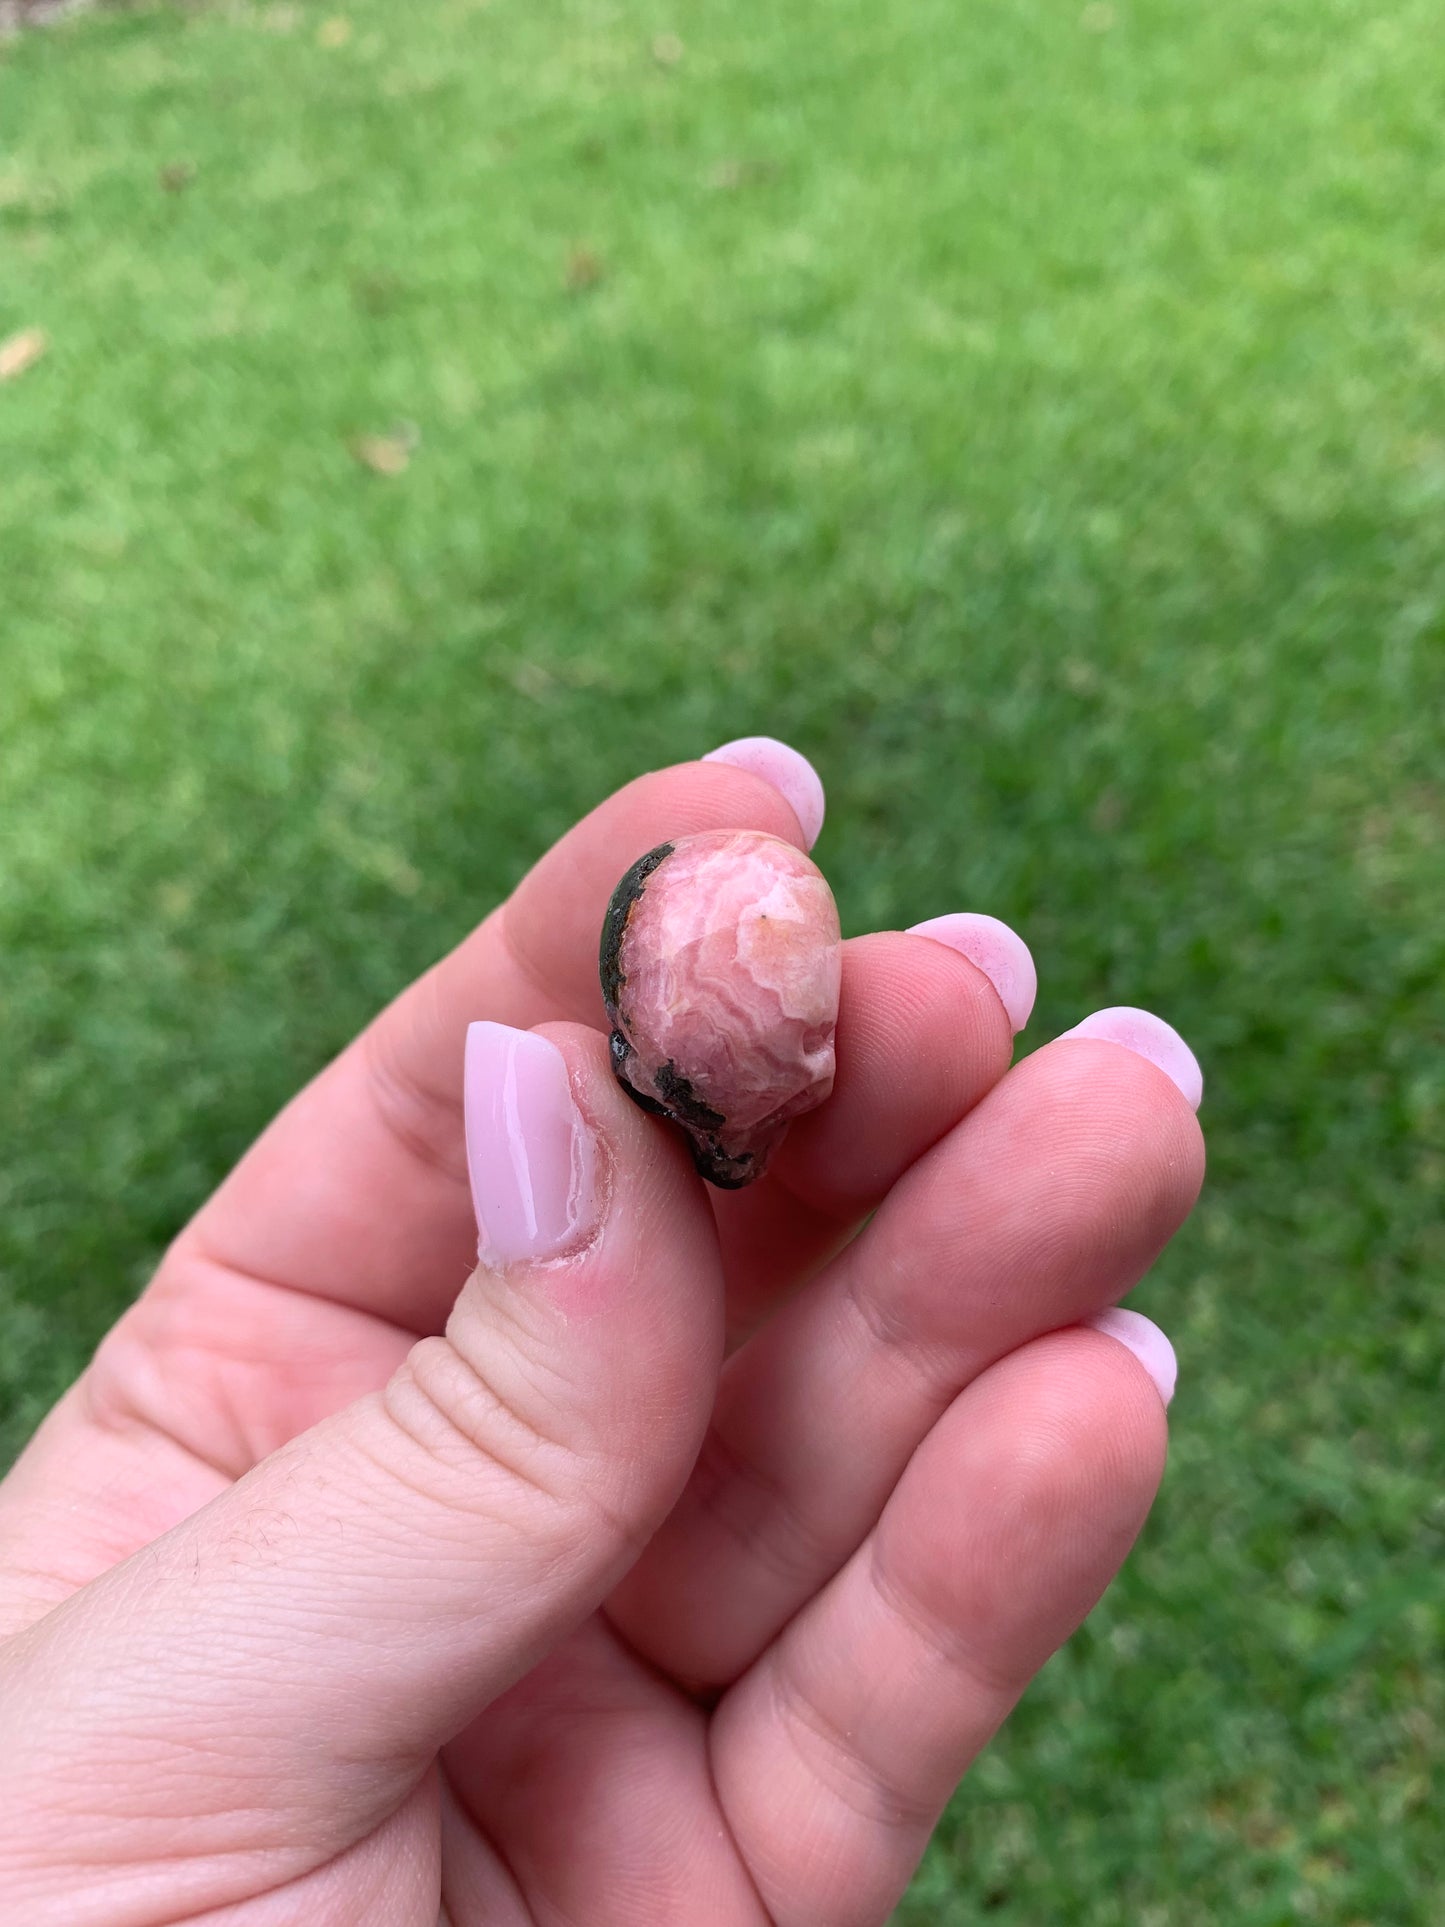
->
906, 913, 1038, 1034
464, 1023, 600, 1266
1059, 1006, 1203, 1110
1085, 1307, 1178, 1408
702, 736, 826, 851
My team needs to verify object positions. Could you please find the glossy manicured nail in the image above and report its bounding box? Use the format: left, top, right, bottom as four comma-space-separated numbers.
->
1060, 1006, 1203, 1110
1085, 1307, 1178, 1407
906, 913, 1038, 1034
702, 736, 826, 850
464, 1023, 599, 1267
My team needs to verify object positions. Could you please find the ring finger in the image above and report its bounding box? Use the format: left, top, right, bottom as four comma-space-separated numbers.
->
607, 1017, 1204, 1685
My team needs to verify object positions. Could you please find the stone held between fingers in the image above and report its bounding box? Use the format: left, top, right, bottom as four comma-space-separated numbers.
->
599, 830, 842, 1186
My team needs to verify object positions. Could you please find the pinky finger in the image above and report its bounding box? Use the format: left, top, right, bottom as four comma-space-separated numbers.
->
709, 1322, 1173, 1927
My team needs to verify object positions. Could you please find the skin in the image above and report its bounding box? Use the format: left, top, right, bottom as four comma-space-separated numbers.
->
0, 758, 1205, 1926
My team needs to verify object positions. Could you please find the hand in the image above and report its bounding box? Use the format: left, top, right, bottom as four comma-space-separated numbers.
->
0, 743, 1204, 1926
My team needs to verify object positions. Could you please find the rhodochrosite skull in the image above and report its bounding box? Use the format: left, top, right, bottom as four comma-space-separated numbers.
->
599, 830, 842, 1187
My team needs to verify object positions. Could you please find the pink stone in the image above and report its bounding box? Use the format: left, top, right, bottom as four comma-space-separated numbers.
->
599, 830, 842, 1187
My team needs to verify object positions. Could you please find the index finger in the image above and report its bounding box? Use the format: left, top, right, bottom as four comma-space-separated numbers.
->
176, 754, 812, 1335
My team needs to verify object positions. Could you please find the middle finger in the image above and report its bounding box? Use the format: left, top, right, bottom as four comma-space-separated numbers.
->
711, 923, 1025, 1341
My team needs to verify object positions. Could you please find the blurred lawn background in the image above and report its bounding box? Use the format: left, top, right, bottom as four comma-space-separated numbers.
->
2, 0, 1442, 1919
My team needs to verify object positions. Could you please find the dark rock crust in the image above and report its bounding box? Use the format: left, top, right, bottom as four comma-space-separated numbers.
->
598, 841, 673, 1016
600, 839, 757, 1186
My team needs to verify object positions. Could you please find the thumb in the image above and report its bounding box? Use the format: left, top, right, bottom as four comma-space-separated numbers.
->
0, 1023, 722, 1902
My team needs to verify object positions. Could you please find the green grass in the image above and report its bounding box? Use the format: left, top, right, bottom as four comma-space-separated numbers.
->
3, 0, 1442, 1918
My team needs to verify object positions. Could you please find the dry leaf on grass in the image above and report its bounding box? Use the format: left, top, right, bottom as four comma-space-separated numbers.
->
350, 422, 420, 475
317, 15, 351, 48
565, 245, 604, 292
706, 158, 778, 192
0, 328, 47, 381
652, 33, 684, 67
509, 660, 556, 700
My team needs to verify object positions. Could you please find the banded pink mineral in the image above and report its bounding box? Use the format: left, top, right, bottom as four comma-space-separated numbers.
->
599, 830, 842, 1186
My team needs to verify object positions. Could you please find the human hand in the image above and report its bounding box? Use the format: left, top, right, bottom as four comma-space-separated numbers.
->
0, 742, 1204, 1925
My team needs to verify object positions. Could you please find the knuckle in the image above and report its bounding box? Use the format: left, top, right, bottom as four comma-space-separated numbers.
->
772, 1658, 937, 1835
384, 1333, 577, 1512
689, 1425, 842, 1592
378, 1332, 642, 1563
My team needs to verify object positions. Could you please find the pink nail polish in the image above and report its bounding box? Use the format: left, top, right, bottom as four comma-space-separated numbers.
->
1060, 1006, 1203, 1110
906, 913, 1038, 1034
702, 736, 826, 851
1085, 1307, 1178, 1407
464, 1023, 599, 1267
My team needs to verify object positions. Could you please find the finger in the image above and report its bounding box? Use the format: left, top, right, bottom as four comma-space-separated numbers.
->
0, 1026, 724, 1920
609, 1020, 1204, 1684
439, 1776, 534, 1927
710, 1324, 1172, 1927
444, 1617, 771, 1927
177, 752, 811, 1338
711, 923, 1027, 1340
